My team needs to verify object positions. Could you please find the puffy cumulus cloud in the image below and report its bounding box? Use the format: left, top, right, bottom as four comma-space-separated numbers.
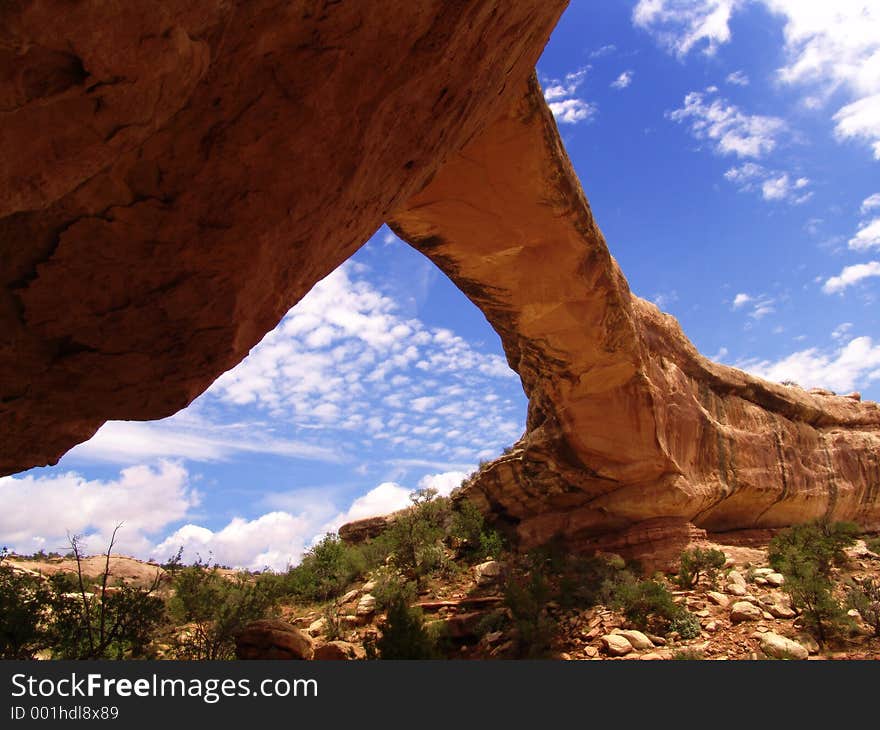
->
736, 336, 880, 393
822, 261, 880, 294
0, 462, 198, 557
636, 1, 880, 159
154, 511, 317, 573
723, 163, 811, 203
849, 219, 880, 252
542, 68, 598, 125
154, 471, 475, 572
730, 292, 775, 319
417, 471, 469, 497
611, 70, 634, 90
731, 292, 752, 308
633, 0, 745, 57
668, 91, 787, 158
76, 261, 524, 473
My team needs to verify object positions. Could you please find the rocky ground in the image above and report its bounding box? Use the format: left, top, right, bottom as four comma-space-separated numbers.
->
278, 534, 880, 661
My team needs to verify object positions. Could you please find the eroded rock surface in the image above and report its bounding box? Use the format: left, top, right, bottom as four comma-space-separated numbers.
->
3, 2, 880, 553
0, 0, 566, 473
390, 76, 880, 550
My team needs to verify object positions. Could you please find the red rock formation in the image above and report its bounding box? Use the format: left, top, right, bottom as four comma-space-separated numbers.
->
3, 2, 880, 552
0, 0, 567, 473
390, 76, 880, 548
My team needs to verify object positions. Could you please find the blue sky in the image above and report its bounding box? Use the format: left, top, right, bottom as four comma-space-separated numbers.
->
3, 0, 879, 570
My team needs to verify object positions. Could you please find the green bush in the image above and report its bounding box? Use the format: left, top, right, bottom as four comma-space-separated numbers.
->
674, 547, 726, 589
168, 560, 275, 660
769, 521, 857, 646
450, 499, 505, 562
609, 575, 698, 637
384, 488, 450, 582
276, 533, 368, 603
865, 536, 880, 555
768, 521, 859, 577
0, 548, 52, 659
558, 554, 629, 609
503, 555, 556, 658
373, 587, 438, 659
846, 578, 880, 637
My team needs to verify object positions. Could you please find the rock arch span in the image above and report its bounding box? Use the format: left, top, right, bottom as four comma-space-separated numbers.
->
2, 1, 879, 550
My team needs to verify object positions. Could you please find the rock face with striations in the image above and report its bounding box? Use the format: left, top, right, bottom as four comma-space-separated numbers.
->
3, 1, 880, 555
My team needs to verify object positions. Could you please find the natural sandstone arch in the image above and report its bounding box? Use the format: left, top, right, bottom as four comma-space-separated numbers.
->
2, 1, 879, 551
390, 75, 880, 550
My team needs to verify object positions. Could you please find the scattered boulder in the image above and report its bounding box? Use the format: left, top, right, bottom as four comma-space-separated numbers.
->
600, 634, 633, 656
706, 591, 729, 608
614, 629, 653, 650
726, 583, 748, 596
307, 617, 328, 636
356, 594, 376, 616
760, 633, 808, 660
765, 572, 785, 587
730, 601, 763, 623
314, 641, 359, 660
340, 588, 360, 604
727, 570, 747, 587
474, 560, 505, 586
235, 620, 314, 660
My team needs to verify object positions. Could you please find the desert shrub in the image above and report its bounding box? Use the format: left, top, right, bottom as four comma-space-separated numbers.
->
847, 578, 880, 637
46, 530, 165, 660
385, 488, 450, 581
558, 554, 630, 609
276, 533, 369, 603
503, 555, 556, 658
769, 521, 857, 646
449, 499, 506, 562
674, 547, 727, 589
668, 611, 701, 640
866, 537, 880, 555
768, 521, 859, 577
168, 561, 275, 660
374, 593, 439, 659
609, 575, 697, 637
0, 548, 52, 659
371, 570, 417, 612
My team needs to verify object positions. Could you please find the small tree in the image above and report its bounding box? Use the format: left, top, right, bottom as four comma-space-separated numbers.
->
385, 488, 449, 582
503, 555, 556, 658
168, 558, 275, 660
674, 547, 727, 589
769, 521, 856, 646
49, 527, 165, 659
0, 547, 52, 659
374, 588, 438, 660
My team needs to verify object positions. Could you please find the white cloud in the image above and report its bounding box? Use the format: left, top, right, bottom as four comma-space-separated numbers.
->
731, 292, 752, 308
633, 0, 744, 57
543, 67, 597, 125
69, 416, 339, 465
833, 94, 880, 159
726, 70, 750, 86
548, 98, 598, 125
861, 193, 880, 214
831, 322, 854, 341
417, 471, 468, 497
724, 163, 811, 203
822, 261, 880, 293
611, 70, 634, 89
0, 462, 198, 557
849, 218, 880, 251
590, 44, 617, 58
668, 91, 787, 158
636, 1, 880, 159
737, 335, 880, 393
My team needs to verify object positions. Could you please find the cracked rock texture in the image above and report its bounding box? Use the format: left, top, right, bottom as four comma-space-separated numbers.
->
3, 1, 880, 551
0, 0, 566, 472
